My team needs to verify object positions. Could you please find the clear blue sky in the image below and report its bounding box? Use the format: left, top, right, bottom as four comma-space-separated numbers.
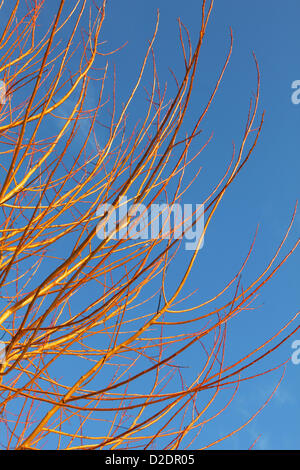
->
2, 0, 300, 449
98, 0, 300, 449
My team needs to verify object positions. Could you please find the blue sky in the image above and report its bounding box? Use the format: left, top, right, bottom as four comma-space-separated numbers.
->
1, 0, 300, 449
95, 0, 300, 449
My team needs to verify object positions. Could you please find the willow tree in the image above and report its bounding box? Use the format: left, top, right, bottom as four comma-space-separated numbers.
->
0, 0, 298, 450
